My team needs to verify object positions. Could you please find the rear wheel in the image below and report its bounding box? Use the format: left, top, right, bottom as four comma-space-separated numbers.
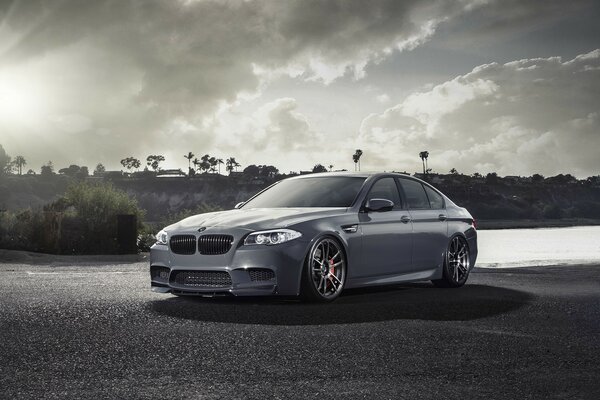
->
432, 235, 471, 288
301, 237, 346, 302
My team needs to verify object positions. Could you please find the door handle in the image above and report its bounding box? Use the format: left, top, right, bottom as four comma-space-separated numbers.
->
438, 214, 447, 221
341, 224, 358, 233
400, 215, 411, 223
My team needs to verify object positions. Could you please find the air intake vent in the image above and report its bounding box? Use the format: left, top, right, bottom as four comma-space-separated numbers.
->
150, 266, 170, 281
170, 235, 196, 255
198, 235, 233, 255
172, 271, 232, 288
248, 269, 275, 282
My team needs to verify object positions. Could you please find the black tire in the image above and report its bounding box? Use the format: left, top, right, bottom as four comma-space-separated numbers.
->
301, 236, 347, 302
432, 235, 471, 288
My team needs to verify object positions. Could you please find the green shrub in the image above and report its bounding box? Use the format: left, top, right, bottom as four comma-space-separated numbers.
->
0, 182, 147, 254
137, 232, 156, 252
0, 209, 46, 252
62, 181, 145, 228
56, 182, 146, 254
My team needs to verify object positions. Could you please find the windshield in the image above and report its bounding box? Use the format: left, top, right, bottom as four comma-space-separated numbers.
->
242, 176, 366, 208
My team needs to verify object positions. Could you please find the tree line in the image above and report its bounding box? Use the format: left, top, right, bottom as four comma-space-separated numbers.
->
2, 143, 597, 184
0, 144, 355, 179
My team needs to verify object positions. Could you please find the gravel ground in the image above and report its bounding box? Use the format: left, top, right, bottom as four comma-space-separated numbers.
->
0, 256, 598, 399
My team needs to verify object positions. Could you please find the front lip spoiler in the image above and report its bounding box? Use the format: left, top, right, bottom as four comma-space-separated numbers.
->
151, 284, 171, 293
151, 281, 278, 296
171, 290, 233, 298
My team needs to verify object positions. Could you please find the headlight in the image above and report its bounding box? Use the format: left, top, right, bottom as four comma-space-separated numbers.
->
244, 229, 302, 246
155, 230, 168, 245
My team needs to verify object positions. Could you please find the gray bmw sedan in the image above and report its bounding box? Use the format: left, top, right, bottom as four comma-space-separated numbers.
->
150, 172, 477, 302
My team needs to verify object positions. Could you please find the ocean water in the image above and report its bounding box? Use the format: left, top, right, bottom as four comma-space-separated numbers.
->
476, 226, 600, 268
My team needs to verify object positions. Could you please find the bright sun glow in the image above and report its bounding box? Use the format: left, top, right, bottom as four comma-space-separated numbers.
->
0, 73, 46, 126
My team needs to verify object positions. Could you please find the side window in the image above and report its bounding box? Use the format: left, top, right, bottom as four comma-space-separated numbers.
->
398, 179, 430, 209
366, 178, 401, 208
424, 185, 444, 209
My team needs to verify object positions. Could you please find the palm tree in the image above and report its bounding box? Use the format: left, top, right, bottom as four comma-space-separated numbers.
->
208, 156, 218, 173
14, 155, 26, 176
226, 157, 240, 174
199, 154, 210, 173
216, 158, 224, 175
226, 158, 234, 174
352, 149, 363, 171
419, 151, 429, 175
184, 152, 194, 175
328, 164, 334, 172
192, 158, 201, 173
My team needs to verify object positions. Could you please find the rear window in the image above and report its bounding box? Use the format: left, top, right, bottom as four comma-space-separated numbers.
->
424, 185, 444, 209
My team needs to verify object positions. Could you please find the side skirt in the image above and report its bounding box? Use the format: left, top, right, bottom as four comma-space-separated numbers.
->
345, 268, 439, 289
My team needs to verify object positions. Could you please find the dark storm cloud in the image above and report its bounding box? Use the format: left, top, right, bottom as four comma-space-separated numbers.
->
465, 0, 594, 32
438, 0, 600, 54
0, 0, 477, 114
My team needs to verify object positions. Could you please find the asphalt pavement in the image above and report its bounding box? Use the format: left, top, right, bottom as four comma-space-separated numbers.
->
0, 256, 599, 399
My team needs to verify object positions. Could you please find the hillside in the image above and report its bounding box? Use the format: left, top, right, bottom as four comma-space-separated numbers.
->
432, 176, 600, 221
0, 174, 264, 223
1, 173, 600, 227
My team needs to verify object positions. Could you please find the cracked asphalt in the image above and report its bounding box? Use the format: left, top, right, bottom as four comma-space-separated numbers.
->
0, 257, 599, 399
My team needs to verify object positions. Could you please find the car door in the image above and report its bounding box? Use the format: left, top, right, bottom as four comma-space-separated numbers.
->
356, 177, 413, 279
397, 178, 448, 272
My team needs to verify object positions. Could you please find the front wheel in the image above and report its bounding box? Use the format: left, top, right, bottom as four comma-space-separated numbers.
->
301, 237, 346, 302
432, 235, 471, 288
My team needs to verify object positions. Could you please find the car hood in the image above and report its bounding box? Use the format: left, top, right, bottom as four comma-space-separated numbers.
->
165, 207, 348, 232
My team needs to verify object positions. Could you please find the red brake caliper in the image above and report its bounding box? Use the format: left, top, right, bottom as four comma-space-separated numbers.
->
323, 258, 335, 290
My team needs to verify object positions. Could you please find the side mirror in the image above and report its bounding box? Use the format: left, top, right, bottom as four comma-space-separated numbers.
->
234, 201, 246, 209
365, 198, 394, 212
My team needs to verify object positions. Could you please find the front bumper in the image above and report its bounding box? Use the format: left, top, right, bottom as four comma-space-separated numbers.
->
149, 234, 309, 297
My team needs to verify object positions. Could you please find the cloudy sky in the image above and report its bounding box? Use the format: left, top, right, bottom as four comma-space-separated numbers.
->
0, 0, 599, 177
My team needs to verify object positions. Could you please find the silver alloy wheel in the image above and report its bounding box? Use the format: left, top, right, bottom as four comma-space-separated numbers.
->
447, 236, 470, 284
309, 238, 346, 299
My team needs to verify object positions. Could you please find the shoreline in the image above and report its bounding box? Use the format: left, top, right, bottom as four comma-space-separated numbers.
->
476, 218, 600, 230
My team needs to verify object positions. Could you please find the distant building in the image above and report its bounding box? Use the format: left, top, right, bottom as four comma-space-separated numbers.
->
157, 169, 186, 177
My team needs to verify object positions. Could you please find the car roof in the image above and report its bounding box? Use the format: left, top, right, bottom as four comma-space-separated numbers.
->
286, 171, 442, 194
288, 171, 414, 180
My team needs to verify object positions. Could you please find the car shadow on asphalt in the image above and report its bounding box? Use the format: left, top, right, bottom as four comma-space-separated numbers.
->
147, 283, 534, 325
